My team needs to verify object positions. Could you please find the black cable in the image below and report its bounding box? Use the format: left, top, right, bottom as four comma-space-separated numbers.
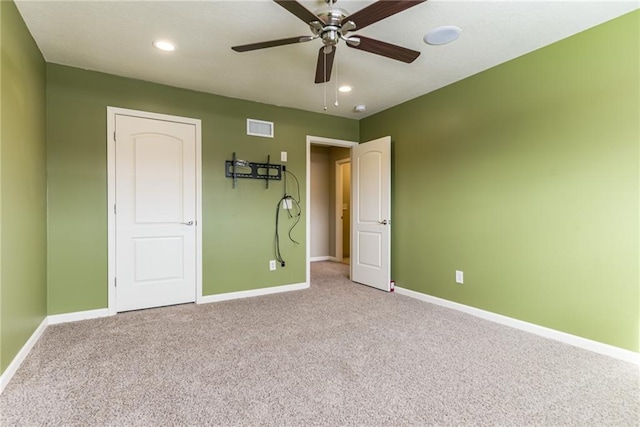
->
284, 170, 301, 203
274, 195, 286, 266
274, 169, 303, 266
287, 197, 301, 244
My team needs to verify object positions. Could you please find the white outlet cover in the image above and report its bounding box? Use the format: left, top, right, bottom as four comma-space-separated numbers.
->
269, 260, 276, 271
456, 270, 464, 284
281, 151, 287, 162
282, 199, 292, 210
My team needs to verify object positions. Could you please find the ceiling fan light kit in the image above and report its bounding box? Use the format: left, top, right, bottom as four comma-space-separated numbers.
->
231, 0, 427, 88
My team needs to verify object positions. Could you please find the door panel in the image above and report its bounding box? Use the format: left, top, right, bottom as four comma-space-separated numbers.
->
133, 237, 184, 282
134, 136, 184, 223
115, 115, 196, 312
356, 231, 381, 267
351, 136, 391, 291
357, 152, 382, 222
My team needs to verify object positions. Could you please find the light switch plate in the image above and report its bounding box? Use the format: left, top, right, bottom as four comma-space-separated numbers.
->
455, 270, 464, 284
281, 151, 287, 162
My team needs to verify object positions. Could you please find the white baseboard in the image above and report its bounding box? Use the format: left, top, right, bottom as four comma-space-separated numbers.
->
310, 256, 341, 262
48, 308, 111, 325
0, 317, 48, 394
198, 282, 309, 304
395, 286, 640, 365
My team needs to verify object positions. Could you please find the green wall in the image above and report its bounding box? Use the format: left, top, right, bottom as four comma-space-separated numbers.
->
361, 11, 640, 352
1, 3, 636, 378
0, 1, 47, 373
46, 64, 359, 315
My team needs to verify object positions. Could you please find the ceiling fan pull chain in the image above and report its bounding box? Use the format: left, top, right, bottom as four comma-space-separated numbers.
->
323, 85, 327, 111
323, 53, 328, 111
323, 57, 327, 110
334, 52, 339, 107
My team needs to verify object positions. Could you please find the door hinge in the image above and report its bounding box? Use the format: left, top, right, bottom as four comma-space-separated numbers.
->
114, 131, 116, 141
114, 204, 116, 214
114, 277, 117, 287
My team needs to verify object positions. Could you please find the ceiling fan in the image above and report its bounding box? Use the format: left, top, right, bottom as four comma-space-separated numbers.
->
231, 0, 426, 84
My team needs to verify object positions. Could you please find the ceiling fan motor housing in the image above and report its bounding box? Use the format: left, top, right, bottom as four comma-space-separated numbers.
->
315, 7, 348, 26
312, 6, 356, 49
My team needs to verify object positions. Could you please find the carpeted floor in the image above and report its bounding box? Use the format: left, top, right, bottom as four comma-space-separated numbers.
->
1, 261, 638, 426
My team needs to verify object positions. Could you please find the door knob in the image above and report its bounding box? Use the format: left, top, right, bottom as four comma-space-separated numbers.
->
379, 219, 389, 225
181, 221, 194, 226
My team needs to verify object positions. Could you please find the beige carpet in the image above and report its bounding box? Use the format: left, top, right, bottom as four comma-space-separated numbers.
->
1, 261, 638, 426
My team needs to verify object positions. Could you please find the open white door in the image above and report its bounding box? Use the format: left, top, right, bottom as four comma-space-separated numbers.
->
351, 136, 391, 291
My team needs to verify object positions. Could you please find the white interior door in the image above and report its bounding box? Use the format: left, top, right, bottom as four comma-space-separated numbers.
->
351, 136, 391, 291
115, 115, 197, 312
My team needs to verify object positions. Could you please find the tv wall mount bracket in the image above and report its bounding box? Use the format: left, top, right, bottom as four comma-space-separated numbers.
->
225, 152, 282, 188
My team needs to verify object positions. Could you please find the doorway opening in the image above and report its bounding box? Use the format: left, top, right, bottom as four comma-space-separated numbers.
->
306, 135, 392, 292
306, 136, 357, 286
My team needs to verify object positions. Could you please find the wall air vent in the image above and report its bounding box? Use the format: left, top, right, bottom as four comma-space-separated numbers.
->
247, 119, 274, 138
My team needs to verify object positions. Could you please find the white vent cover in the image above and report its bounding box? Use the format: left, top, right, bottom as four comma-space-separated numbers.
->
247, 119, 274, 138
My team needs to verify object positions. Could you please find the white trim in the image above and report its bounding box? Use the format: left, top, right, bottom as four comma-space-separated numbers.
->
395, 286, 640, 365
198, 282, 308, 304
106, 107, 203, 313
0, 318, 48, 394
306, 136, 357, 288
335, 157, 350, 262
48, 309, 111, 325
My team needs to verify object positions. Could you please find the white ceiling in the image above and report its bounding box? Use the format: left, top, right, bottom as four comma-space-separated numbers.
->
15, 0, 639, 118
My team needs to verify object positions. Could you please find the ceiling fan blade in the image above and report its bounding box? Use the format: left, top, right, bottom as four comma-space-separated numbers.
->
232, 36, 310, 52
347, 35, 420, 63
315, 46, 336, 84
274, 0, 321, 25
344, 0, 427, 31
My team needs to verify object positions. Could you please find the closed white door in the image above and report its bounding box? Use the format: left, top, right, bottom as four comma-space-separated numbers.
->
351, 136, 391, 291
115, 115, 197, 312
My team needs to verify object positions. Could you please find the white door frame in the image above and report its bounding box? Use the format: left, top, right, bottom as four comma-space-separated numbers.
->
335, 157, 350, 262
107, 107, 203, 315
306, 136, 357, 286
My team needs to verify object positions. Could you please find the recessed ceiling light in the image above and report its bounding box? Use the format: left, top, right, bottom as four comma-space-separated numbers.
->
153, 40, 176, 52
338, 85, 352, 93
424, 26, 461, 46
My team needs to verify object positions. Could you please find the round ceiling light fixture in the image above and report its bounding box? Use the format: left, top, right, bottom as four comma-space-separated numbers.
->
338, 85, 352, 93
354, 105, 366, 113
153, 40, 176, 52
424, 26, 461, 46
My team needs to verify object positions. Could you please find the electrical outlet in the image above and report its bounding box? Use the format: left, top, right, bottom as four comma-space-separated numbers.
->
281, 151, 287, 162
282, 199, 292, 210
269, 260, 276, 271
455, 270, 464, 284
